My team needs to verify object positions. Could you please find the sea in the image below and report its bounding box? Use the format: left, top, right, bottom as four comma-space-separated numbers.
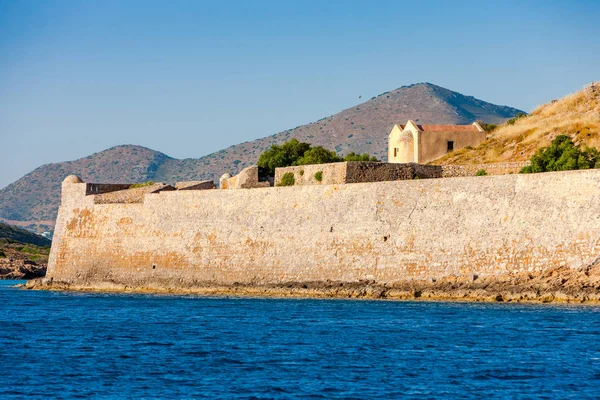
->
1, 280, 599, 399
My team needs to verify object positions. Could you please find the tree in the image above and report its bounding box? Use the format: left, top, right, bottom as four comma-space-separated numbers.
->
295, 146, 343, 166
344, 152, 379, 162
520, 135, 600, 173
477, 122, 497, 133
506, 112, 527, 125
257, 139, 379, 177
257, 139, 311, 177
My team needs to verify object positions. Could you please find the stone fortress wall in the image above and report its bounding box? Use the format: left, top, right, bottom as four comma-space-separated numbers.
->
274, 162, 441, 186
46, 169, 600, 291
273, 161, 531, 187
440, 162, 531, 178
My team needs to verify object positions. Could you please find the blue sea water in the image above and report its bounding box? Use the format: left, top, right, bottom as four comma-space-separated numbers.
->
1, 281, 600, 399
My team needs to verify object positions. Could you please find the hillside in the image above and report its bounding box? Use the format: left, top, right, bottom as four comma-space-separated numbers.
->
0, 222, 51, 247
435, 83, 600, 165
0, 146, 172, 232
0, 82, 523, 232
0, 222, 50, 279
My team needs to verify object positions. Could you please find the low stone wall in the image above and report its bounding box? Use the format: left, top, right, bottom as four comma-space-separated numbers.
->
345, 163, 441, 183
86, 183, 132, 196
441, 162, 531, 177
94, 184, 175, 204
274, 163, 347, 186
220, 166, 270, 189
274, 162, 442, 186
175, 181, 216, 191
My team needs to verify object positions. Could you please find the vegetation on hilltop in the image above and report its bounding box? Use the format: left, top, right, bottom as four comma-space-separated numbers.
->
343, 152, 380, 162
435, 83, 600, 165
520, 135, 600, 173
257, 139, 378, 177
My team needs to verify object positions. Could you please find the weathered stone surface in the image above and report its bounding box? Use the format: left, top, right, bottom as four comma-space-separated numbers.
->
220, 166, 270, 189
94, 184, 175, 204
1, 258, 46, 280
440, 162, 531, 177
175, 181, 216, 191
274, 162, 442, 186
40, 169, 600, 303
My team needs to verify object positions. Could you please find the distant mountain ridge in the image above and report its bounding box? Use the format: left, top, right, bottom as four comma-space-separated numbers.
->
0, 82, 524, 232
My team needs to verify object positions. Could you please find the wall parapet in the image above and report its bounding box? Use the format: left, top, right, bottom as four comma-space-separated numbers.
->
175, 180, 216, 191
440, 162, 531, 177
85, 183, 133, 196
94, 183, 175, 204
220, 166, 270, 189
274, 162, 442, 186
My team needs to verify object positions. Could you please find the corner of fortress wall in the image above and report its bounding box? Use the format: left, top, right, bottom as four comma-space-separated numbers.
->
46, 177, 94, 276
47, 170, 600, 287
220, 166, 270, 189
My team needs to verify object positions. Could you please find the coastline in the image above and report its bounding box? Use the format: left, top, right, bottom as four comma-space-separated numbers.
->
25, 263, 600, 304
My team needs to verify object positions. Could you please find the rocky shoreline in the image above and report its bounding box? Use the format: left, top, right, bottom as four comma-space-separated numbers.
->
1, 259, 46, 280
25, 263, 600, 304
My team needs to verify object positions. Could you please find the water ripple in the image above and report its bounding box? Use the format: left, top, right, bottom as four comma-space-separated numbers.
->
1, 281, 599, 399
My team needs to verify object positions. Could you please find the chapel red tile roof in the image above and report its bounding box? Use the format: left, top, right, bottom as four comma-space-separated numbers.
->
417, 124, 480, 132
396, 123, 480, 133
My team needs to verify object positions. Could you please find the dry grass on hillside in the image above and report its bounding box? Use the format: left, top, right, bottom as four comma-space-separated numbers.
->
435, 82, 600, 165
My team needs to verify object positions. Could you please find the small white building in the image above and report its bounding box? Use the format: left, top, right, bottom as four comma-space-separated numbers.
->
388, 120, 486, 164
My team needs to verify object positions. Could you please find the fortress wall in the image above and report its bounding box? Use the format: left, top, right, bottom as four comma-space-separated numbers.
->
344, 162, 440, 183
441, 162, 531, 177
274, 162, 442, 186
86, 184, 133, 195
274, 163, 348, 186
47, 170, 600, 288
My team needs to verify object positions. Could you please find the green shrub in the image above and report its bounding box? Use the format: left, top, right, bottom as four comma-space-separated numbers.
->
257, 139, 344, 177
0, 249, 5, 258
314, 171, 323, 182
520, 135, 600, 173
129, 181, 155, 188
478, 123, 497, 133
344, 152, 379, 162
277, 172, 295, 186
257, 139, 311, 177
295, 146, 343, 166
299, 170, 304, 176
256, 139, 378, 178
506, 112, 527, 125
21, 245, 40, 255
476, 169, 488, 176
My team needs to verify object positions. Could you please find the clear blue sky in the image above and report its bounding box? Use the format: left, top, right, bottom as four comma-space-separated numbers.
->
1, 0, 599, 188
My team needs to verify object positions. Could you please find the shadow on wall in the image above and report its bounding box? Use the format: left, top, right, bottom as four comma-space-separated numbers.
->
220, 166, 271, 189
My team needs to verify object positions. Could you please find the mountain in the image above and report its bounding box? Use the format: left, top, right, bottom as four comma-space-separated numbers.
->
0, 145, 172, 233
435, 82, 600, 165
0, 222, 51, 247
0, 82, 523, 233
